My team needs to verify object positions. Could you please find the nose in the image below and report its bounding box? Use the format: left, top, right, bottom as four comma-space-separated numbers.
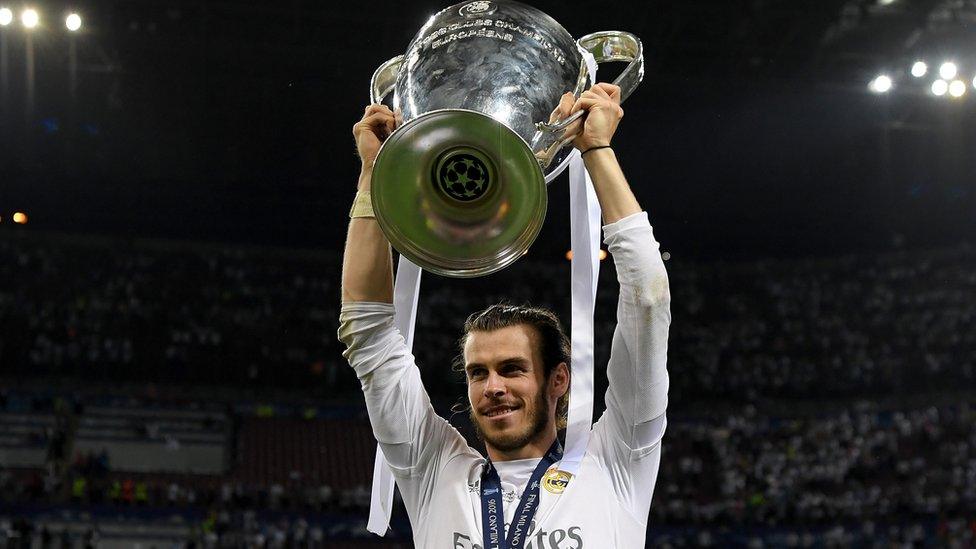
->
483, 370, 506, 398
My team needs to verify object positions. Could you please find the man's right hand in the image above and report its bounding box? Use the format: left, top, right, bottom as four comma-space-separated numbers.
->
343, 105, 397, 304
353, 105, 397, 178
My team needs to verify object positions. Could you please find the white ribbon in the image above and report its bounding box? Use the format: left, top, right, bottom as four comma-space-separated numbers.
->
561, 45, 601, 476
561, 151, 602, 476
366, 255, 422, 536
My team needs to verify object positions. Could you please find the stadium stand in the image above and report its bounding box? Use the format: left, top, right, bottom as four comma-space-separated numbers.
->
1, 231, 973, 545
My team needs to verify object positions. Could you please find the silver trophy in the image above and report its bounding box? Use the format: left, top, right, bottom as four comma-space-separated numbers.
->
370, 0, 643, 277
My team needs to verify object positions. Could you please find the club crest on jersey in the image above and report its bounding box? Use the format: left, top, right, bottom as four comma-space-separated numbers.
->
542, 468, 572, 494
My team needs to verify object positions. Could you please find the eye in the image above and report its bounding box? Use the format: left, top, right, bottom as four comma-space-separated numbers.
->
502, 364, 526, 375
467, 367, 486, 380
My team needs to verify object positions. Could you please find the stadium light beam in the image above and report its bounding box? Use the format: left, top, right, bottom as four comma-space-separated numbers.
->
869, 75, 892, 93
21, 8, 38, 29
65, 13, 81, 31
939, 62, 958, 80
0, 7, 13, 26
932, 79, 949, 96
949, 79, 966, 98
911, 61, 927, 78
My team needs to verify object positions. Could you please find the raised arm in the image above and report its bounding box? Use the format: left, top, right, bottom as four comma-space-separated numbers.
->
338, 106, 474, 516
556, 83, 670, 429
556, 84, 672, 519
341, 104, 396, 304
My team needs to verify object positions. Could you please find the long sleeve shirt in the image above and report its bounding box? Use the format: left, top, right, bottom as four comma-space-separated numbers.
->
338, 211, 671, 549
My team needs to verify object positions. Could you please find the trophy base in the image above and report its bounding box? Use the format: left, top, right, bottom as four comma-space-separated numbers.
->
371, 109, 547, 278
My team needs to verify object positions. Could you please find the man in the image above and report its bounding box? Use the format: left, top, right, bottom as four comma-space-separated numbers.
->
339, 83, 671, 548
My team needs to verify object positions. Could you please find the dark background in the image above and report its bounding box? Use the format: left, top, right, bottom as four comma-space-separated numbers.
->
2, 0, 974, 259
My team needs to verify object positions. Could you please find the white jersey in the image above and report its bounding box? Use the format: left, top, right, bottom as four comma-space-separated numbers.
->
339, 212, 671, 549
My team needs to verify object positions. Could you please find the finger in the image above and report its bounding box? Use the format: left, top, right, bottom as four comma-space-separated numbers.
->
561, 116, 584, 141
357, 109, 393, 134
579, 90, 603, 102
364, 104, 393, 117
355, 112, 396, 136
587, 85, 611, 100
594, 83, 621, 102
570, 98, 585, 114
558, 92, 575, 117
571, 96, 603, 113
549, 92, 575, 123
360, 111, 395, 127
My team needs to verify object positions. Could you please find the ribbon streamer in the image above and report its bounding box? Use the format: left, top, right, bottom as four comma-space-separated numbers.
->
559, 45, 601, 476
561, 151, 601, 476
366, 255, 422, 536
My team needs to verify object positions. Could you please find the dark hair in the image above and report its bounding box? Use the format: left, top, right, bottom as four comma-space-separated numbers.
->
453, 302, 571, 429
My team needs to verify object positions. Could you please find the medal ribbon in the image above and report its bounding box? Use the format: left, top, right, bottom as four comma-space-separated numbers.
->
481, 440, 563, 549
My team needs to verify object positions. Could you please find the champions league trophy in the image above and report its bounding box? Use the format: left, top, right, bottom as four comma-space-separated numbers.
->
369, 0, 644, 277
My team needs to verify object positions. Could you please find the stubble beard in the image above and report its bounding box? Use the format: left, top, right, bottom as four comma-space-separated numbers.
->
470, 386, 551, 453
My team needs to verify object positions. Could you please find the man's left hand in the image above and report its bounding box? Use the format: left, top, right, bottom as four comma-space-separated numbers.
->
551, 83, 624, 151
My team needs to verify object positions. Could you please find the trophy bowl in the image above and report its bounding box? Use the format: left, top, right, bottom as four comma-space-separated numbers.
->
369, 0, 643, 278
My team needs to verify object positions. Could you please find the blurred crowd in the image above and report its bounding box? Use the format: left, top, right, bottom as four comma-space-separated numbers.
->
2, 231, 974, 545
2, 233, 973, 406
2, 401, 973, 545
0, 234, 342, 393
1, 464, 374, 548
654, 404, 975, 529
1, 465, 370, 515
665, 248, 976, 402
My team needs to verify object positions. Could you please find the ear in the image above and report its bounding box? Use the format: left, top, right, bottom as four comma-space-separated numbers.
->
549, 362, 570, 400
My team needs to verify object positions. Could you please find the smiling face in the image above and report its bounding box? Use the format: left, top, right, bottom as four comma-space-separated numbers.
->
463, 324, 568, 461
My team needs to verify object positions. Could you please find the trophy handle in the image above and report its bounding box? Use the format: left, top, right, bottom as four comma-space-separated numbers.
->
531, 32, 644, 170
536, 32, 643, 135
577, 31, 644, 104
370, 55, 404, 105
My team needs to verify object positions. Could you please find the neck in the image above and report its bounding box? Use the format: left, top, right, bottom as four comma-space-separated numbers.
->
486, 429, 558, 463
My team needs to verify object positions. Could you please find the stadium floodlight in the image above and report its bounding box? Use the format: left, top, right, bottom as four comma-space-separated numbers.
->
12, 212, 27, 224
0, 7, 13, 26
878, 0, 896, 5
65, 13, 81, 31
21, 8, 38, 28
972, 75, 976, 90
932, 79, 949, 96
939, 62, 958, 80
869, 75, 893, 93
949, 79, 966, 97
911, 61, 927, 78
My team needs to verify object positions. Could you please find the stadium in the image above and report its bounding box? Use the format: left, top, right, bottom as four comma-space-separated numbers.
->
1, 0, 974, 547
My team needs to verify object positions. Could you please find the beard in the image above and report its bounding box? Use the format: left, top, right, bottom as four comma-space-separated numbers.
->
470, 385, 551, 453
